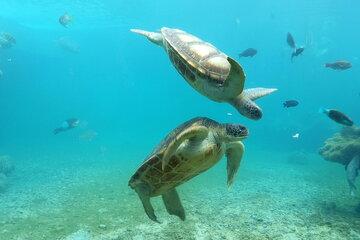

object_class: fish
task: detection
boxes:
[59,13,73,27]
[287,32,296,49]
[283,100,299,108]
[325,61,352,70]
[320,108,354,126]
[291,47,305,59]
[292,133,300,139]
[239,48,257,57]
[54,118,80,135]
[346,156,360,196]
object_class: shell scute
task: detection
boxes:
[161,28,231,83]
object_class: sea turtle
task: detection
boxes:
[131,27,277,120]
[128,117,248,222]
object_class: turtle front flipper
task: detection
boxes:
[230,87,277,120]
[346,155,360,196]
[134,183,160,223]
[130,29,164,46]
[162,188,185,221]
[223,57,245,99]
[162,125,208,170]
[226,141,245,188]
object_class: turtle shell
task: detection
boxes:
[129,117,222,196]
[161,28,231,84]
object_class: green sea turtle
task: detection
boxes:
[128,117,248,222]
[131,27,277,120]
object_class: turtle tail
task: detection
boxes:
[230,88,277,120]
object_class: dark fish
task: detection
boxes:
[287,33,296,49]
[239,48,257,57]
[54,118,80,135]
[291,47,305,59]
[325,61,352,70]
[346,156,360,196]
[320,108,354,126]
[283,100,299,108]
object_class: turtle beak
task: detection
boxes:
[239,126,249,139]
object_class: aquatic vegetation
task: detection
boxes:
[319,127,360,165]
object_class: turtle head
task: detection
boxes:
[224,123,249,141]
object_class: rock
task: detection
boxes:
[319,126,360,165]
[98,224,107,230]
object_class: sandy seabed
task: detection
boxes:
[1,149,359,240]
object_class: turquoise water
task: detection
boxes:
[0,1,359,239]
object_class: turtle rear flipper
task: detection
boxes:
[230,88,277,120]
[162,188,185,221]
[134,183,160,223]
[226,141,245,188]
[242,88,278,101]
